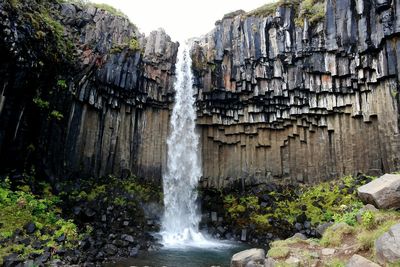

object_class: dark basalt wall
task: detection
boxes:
[191,0,400,187]
[0,0,178,182]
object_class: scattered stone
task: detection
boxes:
[24,222,36,234]
[101,215,107,222]
[294,223,303,231]
[375,223,400,264]
[56,234,66,242]
[129,247,139,257]
[290,233,307,240]
[231,248,265,267]
[84,208,96,217]
[264,257,276,267]
[103,244,118,256]
[122,234,134,243]
[321,248,335,256]
[357,174,400,209]
[346,254,380,267]
[285,256,301,266]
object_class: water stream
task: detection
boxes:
[160,41,218,248]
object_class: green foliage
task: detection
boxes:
[0,183,80,265]
[33,97,49,109]
[223,195,260,220]
[92,3,128,19]
[246,0,325,27]
[57,79,68,90]
[49,110,64,120]
[361,211,376,229]
[129,38,140,51]
[325,258,346,267]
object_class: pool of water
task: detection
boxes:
[105,241,250,267]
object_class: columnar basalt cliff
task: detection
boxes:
[192,0,400,188]
[0,0,178,182]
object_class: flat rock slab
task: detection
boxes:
[321,248,335,256]
[375,223,400,264]
[357,174,400,209]
[231,248,265,267]
[346,254,380,267]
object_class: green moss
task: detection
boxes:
[33,97,50,109]
[247,0,325,27]
[129,38,140,51]
[320,223,355,247]
[92,3,128,19]
[49,110,64,121]
[325,258,346,267]
[267,246,290,259]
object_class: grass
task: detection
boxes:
[267,246,290,259]
[92,3,128,19]
[246,0,325,26]
[320,223,355,247]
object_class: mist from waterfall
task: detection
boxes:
[160,41,220,248]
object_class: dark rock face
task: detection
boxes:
[191,1,400,187]
[0,0,178,183]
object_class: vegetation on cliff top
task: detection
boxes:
[246,0,325,26]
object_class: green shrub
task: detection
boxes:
[49,110,64,120]
[33,97,50,109]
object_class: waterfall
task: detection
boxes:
[160,41,206,247]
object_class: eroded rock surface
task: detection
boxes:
[192,2,400,187]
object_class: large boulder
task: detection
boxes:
[357,174,400,209]
[231,248,265,267]
[375,223,400,264]
[346,254,380,267]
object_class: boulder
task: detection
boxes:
[231,248,265,267]
[375,223,400,264]
[357,174,400,209]
[346,254,380,267]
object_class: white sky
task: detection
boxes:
[91,0,273,41]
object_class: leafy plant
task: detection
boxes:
[33,97,50,109]
[49,110,64,120]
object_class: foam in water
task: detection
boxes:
[160,42,225,249]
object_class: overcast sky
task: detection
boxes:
[91,0,272,41]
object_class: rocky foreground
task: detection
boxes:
[231,174,400,267]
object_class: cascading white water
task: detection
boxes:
[160,42,215,248]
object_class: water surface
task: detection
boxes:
[107,242,250,267]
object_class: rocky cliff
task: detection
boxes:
[0,0,178,182]
[192,0,400,187]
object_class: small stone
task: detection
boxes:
[25,222,36,234]
[316,222,333,236]
[346,254,380,267]
[122,234,134,243]
[104,244,118,256]
[290,233,307,240]
[231,248,265,267]
[285,256,300,266]
[321,248,335,256]
[129,247,139,257]
[123,221,129,226]
[304,221,311,229]
[101,215,107,222]
[295,223,303,231]
[56,234,66,242]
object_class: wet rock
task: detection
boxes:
[375,223,400,264]
[129,247,139,257]
[231,248,265,267]
[121,234,134,243]
[358,174,400,209]
[346,254,380,267]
